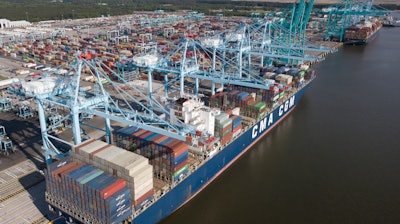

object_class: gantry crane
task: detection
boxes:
[7,2,332,162]
[130,18,334,102]
[9,51,196,163]
[278,0,315,51]
[321,0,389,41]
[200,18,333,68]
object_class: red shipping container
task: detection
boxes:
[232,124,242,133]
[171,142,189,158]
[164,139,180,151]
[138,130,152,139]
[52,162,78,176]
[132,129,147,137]
[101,179,127,199]
[219,123,232,134]
[152,134,169,144]
[221,132,233,145]
[134,188,154,207]
[59,163,85,177]
[173,161,188,172]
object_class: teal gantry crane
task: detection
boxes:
[322,0,389,41]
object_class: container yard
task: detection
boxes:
[0,1,386,223]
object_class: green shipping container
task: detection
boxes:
[216,118,232,129]
[173,164,189,178]
[79,170,104,185]
[254,102,267,111]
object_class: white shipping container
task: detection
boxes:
[129,180,153,194]
[130,165,153,181]
[264,78,275,85]
[76,140,108,157]
[129,164,153,182]
[108,150,142,166]
[92,145,124,162]
[275,74,293,85]
[110,155,148,176]
[215,112,229,123]
[134,181,153,196]
[232,107,240,116]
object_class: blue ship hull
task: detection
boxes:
[132,82,312,224]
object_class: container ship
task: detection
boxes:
[343,20,382,45]
[44,62,316,224]
[382,15,400,27]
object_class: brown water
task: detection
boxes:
[161,27,400,224]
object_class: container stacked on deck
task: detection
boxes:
[225,90,247,108]
[304,69,316,80]
[210,86,273,119]
[275,74,293,85]
[229,114,242,138]
[214,113,233,145]
[344,20,382,41]
[210,91,229,109]
[229,85,274,106]
[286,69,305,87]
[45,157,132,224]
[72,139,154,211]
[266,85,280,107]
[114,126,189,183]
[249,101,268,119]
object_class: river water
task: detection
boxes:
[161,26,400,223]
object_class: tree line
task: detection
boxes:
[0,0,397,22]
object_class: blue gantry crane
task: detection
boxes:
[129,16,334,101]
[9,51,196,163]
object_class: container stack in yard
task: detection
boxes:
[113,126,189,183]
